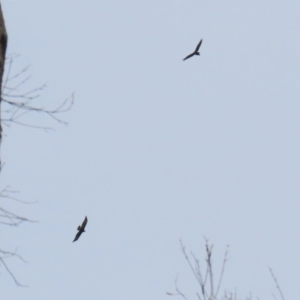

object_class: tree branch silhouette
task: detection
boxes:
[0,37,73,290]
[1,53,74,135]
[167,238,230,300]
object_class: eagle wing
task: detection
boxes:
[73,230,82,242]
[195,39,203,52]
[183,53,195,61]
[81,216,88,230]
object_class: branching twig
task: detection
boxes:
[191,251,206,298]
[180,240,205,290]
[205,240,214,299]
[0,247,27,287]
[166,276,191,300]
[0,187,36,284]
[0,49,73,288]
[0,187,37,226]
[169,239,234,300]
[1,54,74,132]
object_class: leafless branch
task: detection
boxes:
[180,239,205,291]
[205,240,214,298]
[169,240,236,300]
[269,268,285,300]
[0,187,37,226]
[0,40,73,288]
[0,184,36,286]
[166,275,191,300]
[215,245,229,298]
[0,186,37,204]
[0,247,27,286]
[1,54,74,132]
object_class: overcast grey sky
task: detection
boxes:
[1,1,300,299]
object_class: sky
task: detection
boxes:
[1,1,300,299]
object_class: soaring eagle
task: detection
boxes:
[183,39,203,61]
[73,216,88,242]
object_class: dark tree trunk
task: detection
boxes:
[0,3,7,148]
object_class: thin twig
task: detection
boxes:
[174,276,191,300]
[215,245,229,298]
[2,54,74,132]
[180,240,204,289]
[205,240,214,299]
[0,257,26,287]
[269,268,285,300]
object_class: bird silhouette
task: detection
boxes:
[73,216,88,242]
[183,39,203,61]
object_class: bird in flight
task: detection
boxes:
[73,216,88,242]
[183,39,203,61]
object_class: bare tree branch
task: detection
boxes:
[180,240,204,290]
[215,245,229,298]
[166,275,191,300]
[0,3,73,287]
[0,52,73,285]
[269,268,285,300]
[1,54,74,134]
[169,240,260,300]
[0,187,37,223]
[0,247,27,287]
[205,240,214,299]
